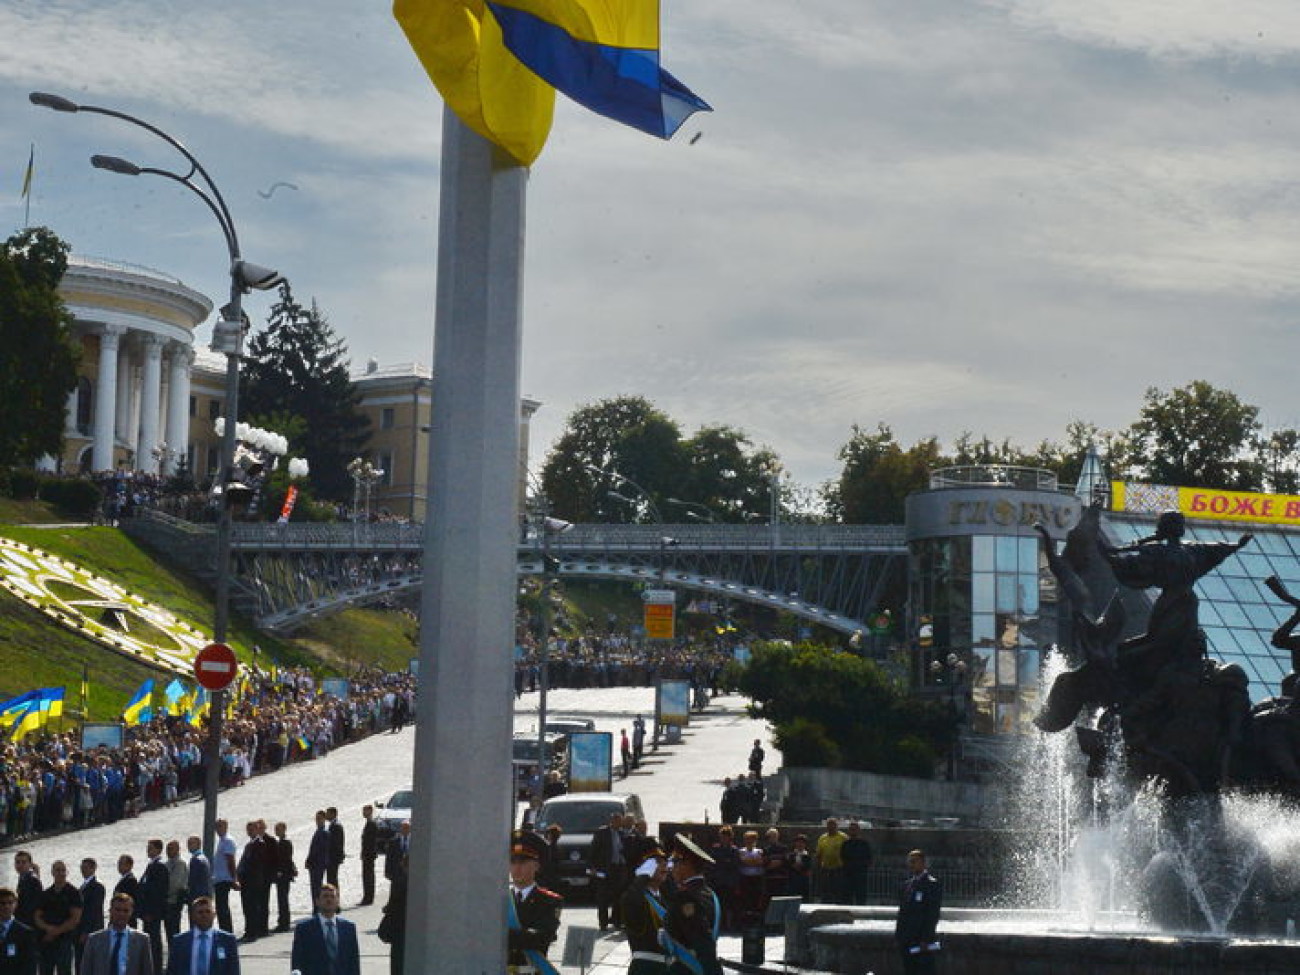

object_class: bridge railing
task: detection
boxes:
[135,509,907,554]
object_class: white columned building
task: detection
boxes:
[56,257,213,474]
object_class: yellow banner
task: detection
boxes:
[1112,480,1300,527]
[644,602,674,640]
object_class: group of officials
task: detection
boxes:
[0,804,365,975]
[509,827,726,975]
[0,876,361,975]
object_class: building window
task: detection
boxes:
[76,377,93,435]
[379,453,394,486]
[189,395,196,417]
[208,399,221,421]
[381,407,395,430]
[206,446,219,474]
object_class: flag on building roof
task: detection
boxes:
[123,679,154,727]
[394,0,708,165]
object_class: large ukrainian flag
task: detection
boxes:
[394,0,708,165]
[10,687,64,742]
[0,690,42,732]
[123,679,154,727]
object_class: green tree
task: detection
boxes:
[825,424,941,523]
[1120,381,1263,490]
[240,283,370,500]
[679,425,781,523]
[540,396,687,522]
[0,227,79,467]
[734,641,956,777]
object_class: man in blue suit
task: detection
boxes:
[164,898,239,975]
[184,839,212,915]
[304,812,332,909]
[290,886,358,975]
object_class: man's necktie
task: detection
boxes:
[325,919,338,959]
[113,931,125,972]
[195,930,209,975]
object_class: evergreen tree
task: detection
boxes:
[240,283,369,500]
[0,227,80,467]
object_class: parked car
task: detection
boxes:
[513,732,568,800]
[544,716,596,738]
[534,792,645,894]
[373,786,413,851]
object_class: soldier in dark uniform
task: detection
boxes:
[508,830,563,974]
[620,842,670,974]
[663,834,721,975]
[895,849,942,975]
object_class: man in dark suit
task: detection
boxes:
[304,812,331,909]
[325,808,346,896]
[164,897,239,975]
[895,849,942,975]
[80,894,152,975]
[184,840,211,911]
[589,812,629,930]
[76,859,106,974]
[358,806,378,907]
[0,885,39,975]
[112,858,139,929]
[235,823,268,942]
[137,841,170,974]
[11,853,41,930]
[253,822,278,940]
[290,886,359,975]
[271,823,296,933]
[383,822,410,884]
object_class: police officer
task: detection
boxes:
[662,834,721,975]
[620,843,669,974]
[507,831,563,974]
[895,848,942,975]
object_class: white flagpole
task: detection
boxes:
[405,107,528,973]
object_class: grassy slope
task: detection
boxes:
[0,520,418,715]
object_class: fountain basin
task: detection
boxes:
[808,918,1300,974]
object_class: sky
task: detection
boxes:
[5,1,1300,492]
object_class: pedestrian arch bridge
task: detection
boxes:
[126,512,907,637]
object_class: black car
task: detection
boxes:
[534,792,645,894]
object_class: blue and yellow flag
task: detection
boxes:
[163,679,187,717]
[394,0,708,165]
[10,688,64,742]
[0,690,42,731]
[487,0,710,139]
[395,0,555,165]
[123,679,154,727]
[187,688,210,727]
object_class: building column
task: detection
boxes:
[92,324,125,471]
[138,335,164,474]
[115,339,133,444]
[164,343,193,475]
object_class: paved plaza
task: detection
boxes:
[1,687,775,973]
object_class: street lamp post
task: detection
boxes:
[31,91,283,857]
[930,652,968,781]
[530,510,572,803]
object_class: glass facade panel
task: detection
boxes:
[995,574,1019,614]
[972,536,994,573]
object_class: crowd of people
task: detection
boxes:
[2,807,385,975]
[0,667,416,847]
[513,636,732,695]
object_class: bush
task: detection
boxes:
[40,477,102,517]
[774,717,842,768]
[7,469,40,500]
